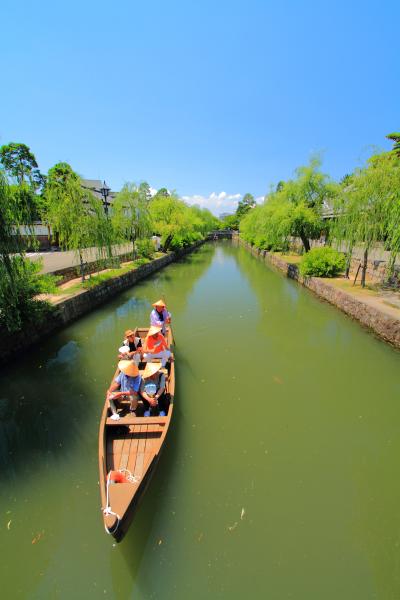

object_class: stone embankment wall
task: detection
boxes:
[235,236,400,350]
[0,241,204,365]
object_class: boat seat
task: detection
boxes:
[106,416,168,426]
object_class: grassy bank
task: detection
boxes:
[42,253,166,303]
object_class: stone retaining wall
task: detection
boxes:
[235,236,400,350]
[0,241,204,365]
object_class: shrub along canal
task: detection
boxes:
[0,241,399,599]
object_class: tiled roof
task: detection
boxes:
[81,179,117,202]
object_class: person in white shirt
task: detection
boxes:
[118,329,143,365]
[150,299,171,335]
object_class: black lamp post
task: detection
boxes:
[99,180,111,216]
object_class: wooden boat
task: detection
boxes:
[98,327,175,541]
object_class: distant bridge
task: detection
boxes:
[207,229,233,239]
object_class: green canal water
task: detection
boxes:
[1,241,400,600]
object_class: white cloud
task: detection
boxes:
[182,191,243,216]
[182,191,264,216]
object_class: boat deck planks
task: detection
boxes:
[119,432,132,471]
[133,424,147,479]
[126,431,140,474]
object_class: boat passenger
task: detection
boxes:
[106,360,142,420]
[118,329,143,364]
[150,299,171,335]
[140,362,168,417]
[143,326,173,367]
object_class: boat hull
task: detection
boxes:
[98,327,175,541]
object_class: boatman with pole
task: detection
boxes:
[150,299,171,335]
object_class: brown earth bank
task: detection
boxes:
[235,236,400,350]
[0,241,205,366]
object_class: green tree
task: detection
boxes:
[0,142,44,190]
[386,132,400,157]
[240,193,319,252]
[155,187,170,197]
[88,194,115,263]
[283,157,337,251]
[331,152,400,287]
[222,214,240,230]
[149,194,208,250]
[112,182,152,259]
[0,170,56,332]
[339,173,354,187]
[188,205,221,235]
[236,193,256,219]
[43,163,100,281]
[240,157,335,253]
[0,143,45,219]
[138,181,152,202]
[47,162,79,187]
[9,183,40,223]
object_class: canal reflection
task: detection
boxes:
[0,334,93,478]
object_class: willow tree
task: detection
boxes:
[43,163,95,281]
[0,170,56,331]
[88,195,114,264]
[188,205,221,236]
[377,153,400,277]
[241,157,337,253]
[281,156,338,252]
[240,197,287,249]
[112,183,152,259]
[0,170,26,321]
[331,152,400,287]
[240,191,321,252]
[149,194,203,251]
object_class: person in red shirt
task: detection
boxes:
[143,326,173,367]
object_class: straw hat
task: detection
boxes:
[142,362,162,378]
[125,329,135,337]
[152,299,166,308]
[148,325,162,336]
[118,360,139,377]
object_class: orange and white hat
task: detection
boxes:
[148,326,162,336]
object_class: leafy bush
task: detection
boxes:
[169,231,202,251]
[0,257,58,332]
[299,247,346,278]
[136,238,154,259]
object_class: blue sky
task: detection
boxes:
[1,0,399,215]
